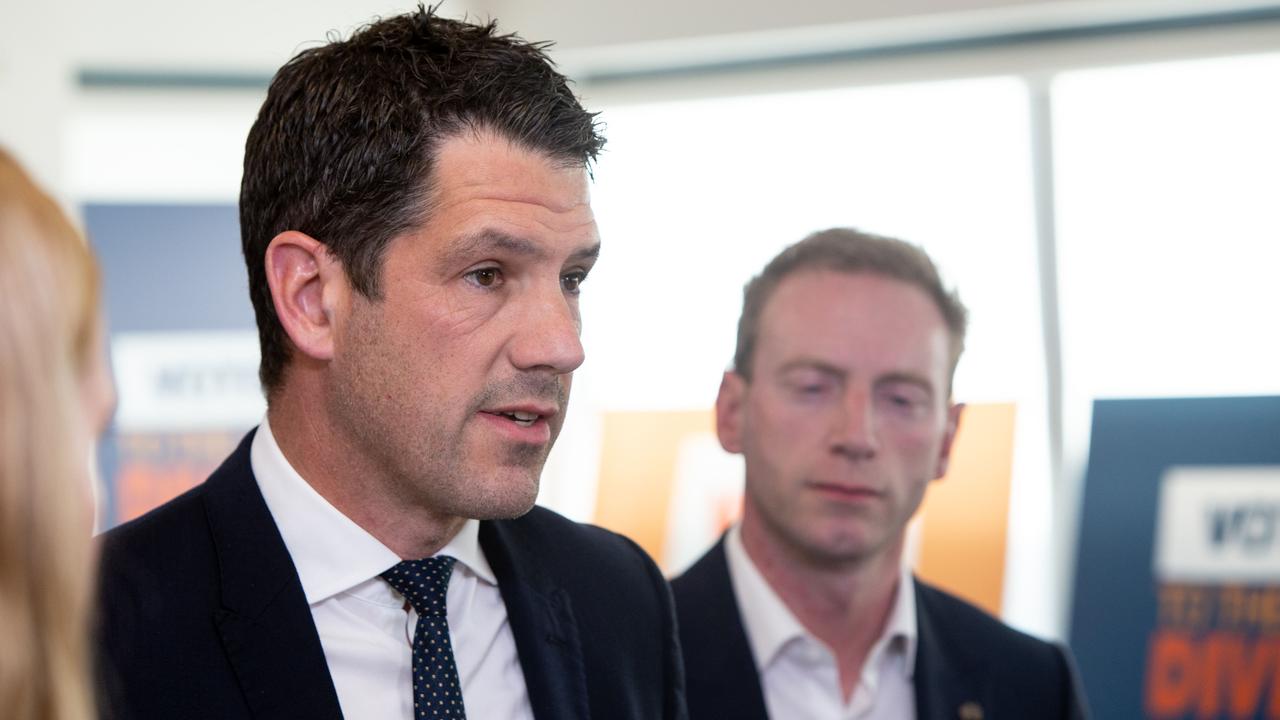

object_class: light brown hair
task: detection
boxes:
[0,148,99,720]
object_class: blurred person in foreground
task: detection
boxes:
[0,148,115,720]
[673,228,1087,720]
[94,7,685,720]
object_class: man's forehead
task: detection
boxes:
[764,270,945,327]
[429,130,592,212]
[757,272,950,362]
[397,131,600,263]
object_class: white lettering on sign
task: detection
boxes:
[111,330,265,432]
[1154,465,1280,582]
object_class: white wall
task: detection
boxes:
[0,0,461,190]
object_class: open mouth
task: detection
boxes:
[493,410,540,427]
[477,403,557,443]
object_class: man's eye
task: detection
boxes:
[562,271,587,294]
[786,380,832,398]
[798,384,832,397]
[467,268,502,288]
[876,385,930,417]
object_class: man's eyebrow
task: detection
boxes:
[440,230,600,267]
[776,359,846,378]
[567,242,601,265]
[774,362,936,394]
[443,229,547,263]
[875,372,937,396]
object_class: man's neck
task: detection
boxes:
[266,389,465,560]
[740,517,904,700]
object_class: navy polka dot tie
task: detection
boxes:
[382,556,467,719]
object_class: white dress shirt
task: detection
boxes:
[725,524,918,720]
[251,418,534,720]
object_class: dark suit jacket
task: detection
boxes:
[95,431,687,720]
[672,538,1087,720]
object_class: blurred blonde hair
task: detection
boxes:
[0,148,99,720]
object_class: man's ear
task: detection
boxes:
[715,371,748,454]
[264,231,346,362]
[934,402,965,479]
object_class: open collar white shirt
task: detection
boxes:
[725,524,918,720]
[250,418,534,720]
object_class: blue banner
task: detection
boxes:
[1071,396,1280,719]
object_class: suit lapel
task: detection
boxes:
[480,519,590,720]
[203,432,345,720]
[913,579,991,720]
[672,538,769,720]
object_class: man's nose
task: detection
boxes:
[831,385,878,460]
[508,281,585,374]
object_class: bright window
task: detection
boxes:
[1054,52,1280,402]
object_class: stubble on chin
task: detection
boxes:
[481,406,564,519]
[502,440,550,469]
[438,458,543,521]
[446,391,567,521]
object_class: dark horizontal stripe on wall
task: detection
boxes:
[581,4,1280,84]
[78,69,272,90]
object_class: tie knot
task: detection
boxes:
[381,555,456,617]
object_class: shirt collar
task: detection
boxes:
[436,512,497,586]
[882,560,918,676]
[250,417,497,605]
[724,523,918,676]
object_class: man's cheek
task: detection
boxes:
[430,290,500,338]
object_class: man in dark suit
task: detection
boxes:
[672,228,1087,720]
[95,8,685,720]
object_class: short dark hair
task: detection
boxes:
[732,227,968,386]
[240,5,605,393]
